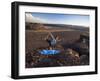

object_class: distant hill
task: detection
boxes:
[26,22,89,32]
[26,23,47,30]
[43,23,89,32]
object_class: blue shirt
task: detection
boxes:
[50,39,57,46]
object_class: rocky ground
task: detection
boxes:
[26,41,89,68]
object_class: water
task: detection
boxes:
[39,50,60,55]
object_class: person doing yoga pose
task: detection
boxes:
[44,32,61,49]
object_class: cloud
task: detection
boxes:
[25,13,46,23]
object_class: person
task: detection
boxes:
[44,32,61,49]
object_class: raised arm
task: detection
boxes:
[44,32,51,40]
[44,32,56,40]
[49,32,55,40]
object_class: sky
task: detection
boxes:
[27,12,90,26]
